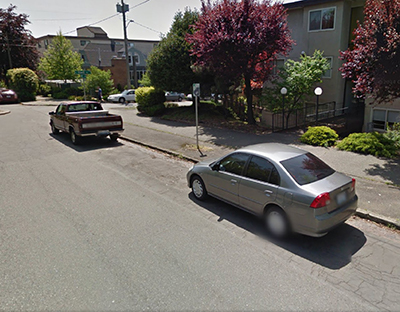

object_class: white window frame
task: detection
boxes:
[308,7,336,32]
[371,108,400,131]
[322,57,333,78]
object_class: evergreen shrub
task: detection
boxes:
[300,126,339,147]
[336,132,398,158]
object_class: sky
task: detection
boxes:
[2,0,203,40]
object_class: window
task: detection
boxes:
[281,153,334,185]
[322,57,333,78]
[245,156,280,185]
[309,7,335,31]
[129,54,140,65]
[372,109,400,130]
[218,153,249,176]
[80,40,86,46]
[272,59,285,75]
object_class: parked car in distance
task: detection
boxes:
[187,143,358,238]
[165,91,185,102]
[49,101,124,144]
[0,88,18,103]
[186,94,193,101]
[107,89,136,103]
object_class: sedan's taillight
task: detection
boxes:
[310,192,331,208]
[350,178,356,192]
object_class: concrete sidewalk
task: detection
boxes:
[104,104,400,229]
[15,99,400,228]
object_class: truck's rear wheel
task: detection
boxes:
[70,128,80,145]
[110,134,119,142]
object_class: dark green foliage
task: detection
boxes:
[147,9,199,93]
[384,122,400,148]
[136,87,166,116]
[6,68,38,102]
[336,132,398,158]
[300,126,339,147]
[51,86,83,99]
[37,83,51,96]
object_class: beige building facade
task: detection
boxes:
[282,0,365,114]
[36,26,159,89]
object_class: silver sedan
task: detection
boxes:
[187,143,358,238]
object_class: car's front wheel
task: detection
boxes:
[265,206,290,238]
[50,121,59,134]
[119,97,125,103]
[191,175,208,200]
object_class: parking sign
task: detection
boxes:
[193,83,200,97]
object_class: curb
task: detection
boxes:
[355,209,400,230]
[120,135,400,232]
[0,110,10,115]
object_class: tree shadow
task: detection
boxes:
[189,193,366,270]
[49,132,123,152]
[364,158,400,185]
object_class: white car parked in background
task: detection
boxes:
[108,89,136,103]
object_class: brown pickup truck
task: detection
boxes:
[49,101,124,144]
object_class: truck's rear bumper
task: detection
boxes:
[80,128,124,137]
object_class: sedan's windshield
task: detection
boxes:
[280,152,334,185]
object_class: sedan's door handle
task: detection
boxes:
[264,190,273,196]
[230,179,237,185]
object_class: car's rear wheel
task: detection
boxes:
[50,121,59,134]
[119,97,125,103]
[265,206,290,238]
[70,128,80,145]
[191,175,208,200]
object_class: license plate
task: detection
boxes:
[97,130,110,136]
[336,191,347,205]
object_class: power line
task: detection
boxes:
[131,20,162,35]
[131,0,151,9]
[63,13,119,35]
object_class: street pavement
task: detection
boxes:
[5,97,400,229]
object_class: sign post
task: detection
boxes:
[193,83,203,156]
[75,70,91,100]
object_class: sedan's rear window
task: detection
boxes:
[280,152,334,185]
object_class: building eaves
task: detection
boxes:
[283,0,341,9]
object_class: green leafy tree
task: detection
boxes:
[263,50,330,125]
[7,68,39,102]
[82,66,114,97]
[0,5,38,81]
[38,31,83,82]
[147,8,199,93]
[138,72,152,87]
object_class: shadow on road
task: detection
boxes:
[49,132,124,152]
[189,193,366,270]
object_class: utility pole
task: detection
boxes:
[117,1,131,89]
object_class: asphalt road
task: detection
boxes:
[0,104,399,311]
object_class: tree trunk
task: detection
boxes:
[245,76,256,125]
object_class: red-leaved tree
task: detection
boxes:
[187,0,292,124]
[340,0,400,102]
